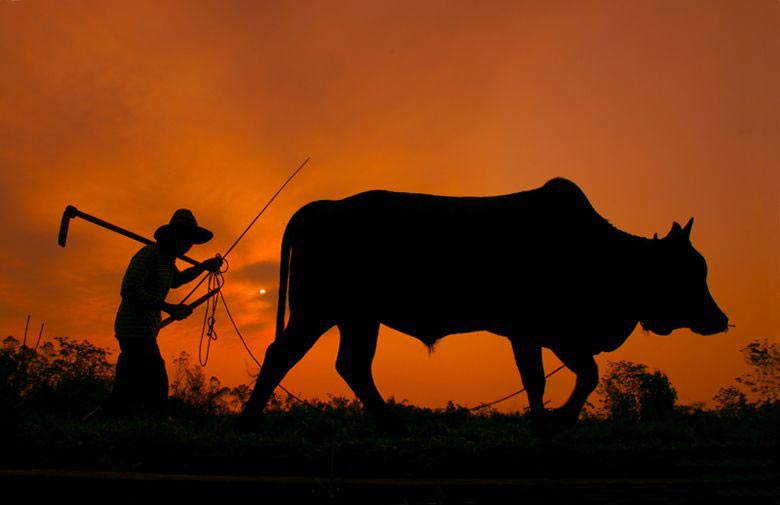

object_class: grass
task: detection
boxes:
[1,400,778,504]
[3,399,778,479]
[2,337,778,502]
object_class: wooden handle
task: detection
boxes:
[158,287,221,329]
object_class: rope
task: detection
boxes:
[167,157,315,409]
[178,269,210,306]
[466,364,567,412]
[218,290,325,413]
[197,265,227,367]
[184,254,322,411]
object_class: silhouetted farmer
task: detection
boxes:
[105,209,222,416]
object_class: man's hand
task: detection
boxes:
[165,303,193,321]
[201,255,224,274]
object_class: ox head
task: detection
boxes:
[641,218,729,336]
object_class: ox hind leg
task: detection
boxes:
[549,347,598,429]
[510,338,547,433]
[240,315,332,430]
[336,321,399,432]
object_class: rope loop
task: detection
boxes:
[198,269,224,366]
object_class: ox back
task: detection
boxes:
[282,178,639,354]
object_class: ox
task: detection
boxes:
[240,178,728,433]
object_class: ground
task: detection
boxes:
[1,401,778,504]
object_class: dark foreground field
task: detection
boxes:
[2,402,778,504]
[2,337,778,503]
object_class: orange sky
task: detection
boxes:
[0,0,778,411]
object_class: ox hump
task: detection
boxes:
[539,177,606,224]
[542,177,585,196]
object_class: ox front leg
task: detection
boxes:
[239,317,329,432]
[550,348,598,430]
[510,339,547,434]
[336,321,403,434]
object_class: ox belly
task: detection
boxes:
[321,247,637,354]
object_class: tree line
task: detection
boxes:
[1,334,778,421]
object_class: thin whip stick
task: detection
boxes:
[178,157,310,304]
[222,157,310,259]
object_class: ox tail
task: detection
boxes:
[275,217,295,340]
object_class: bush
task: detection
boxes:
[169,351,251,415]
[734,339,780,406]
[597,360,677,422]
[1,335,255,418]
[0,335,114,417]
[713,385,750,416]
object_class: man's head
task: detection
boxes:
[154,209,212,256]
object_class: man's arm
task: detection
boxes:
[159,301,192,320]
[171,256,223,288]
[171,265,203,288]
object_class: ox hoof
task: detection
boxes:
[531,409,579,438]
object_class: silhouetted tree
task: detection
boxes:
[1,337,26,404]
[597,360,677,422]
[3,335,257,417]
[735,339,780,406]
[713,385,750,416]
[169,351,250,414]
[0,335,113,416]
[714,339,779,414]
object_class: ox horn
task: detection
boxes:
[682,217,694,239]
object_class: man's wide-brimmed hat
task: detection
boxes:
[154,209,213,244]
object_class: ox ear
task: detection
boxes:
[665,221,682,240]
[653,232,658,240]
[682,217,694,240]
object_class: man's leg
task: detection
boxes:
[105,337,146,416]
[134,339,168,416]
[104,339,131,416]
[150,339,169,416]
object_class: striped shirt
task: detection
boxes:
[114,244,180,339]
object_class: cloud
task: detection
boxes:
[0,0,778,407]
[231,260,280,286]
